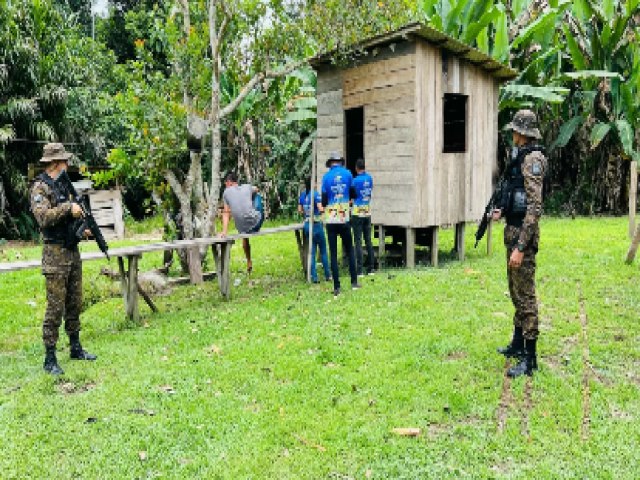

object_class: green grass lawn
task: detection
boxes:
[1,217,638,479]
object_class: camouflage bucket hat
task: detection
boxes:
[504,109,542,140]
[325,151,345,167]
[40,142,73,163]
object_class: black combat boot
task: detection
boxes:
[43,345,64,375]
[69,333,97,361]
[497,326,525,358]
[507,339,538,378]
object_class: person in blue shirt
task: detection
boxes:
[298,177,331,283]
[321,151,360,296]
[350,158,375,275]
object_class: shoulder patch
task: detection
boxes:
[32,194,43,204]
[531,162,542,176]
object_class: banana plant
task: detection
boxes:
[552,0,640,159]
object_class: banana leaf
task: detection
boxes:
[551,116,584,150]
[501,84,569,104]
[615,119,635,158]
[590,122,612,149]
[561,70,624,80]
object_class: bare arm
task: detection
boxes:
[220,203,231,237]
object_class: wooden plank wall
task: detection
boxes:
[316,66,345,179]
[89,189,125,239]
[343,43,417,226]
[415,41,499,227]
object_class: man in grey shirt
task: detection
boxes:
[220,171,264,272]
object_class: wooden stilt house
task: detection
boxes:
[311,22,517,266]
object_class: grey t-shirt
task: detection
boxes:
[223,184,260,233]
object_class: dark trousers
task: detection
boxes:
[351,215,375,274]
[326,223,357,290]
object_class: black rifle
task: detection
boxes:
[474,177,507,248]
[56,170,110,259]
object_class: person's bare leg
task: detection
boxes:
[243,238,252,272]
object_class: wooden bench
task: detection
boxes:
[0,223,305,322]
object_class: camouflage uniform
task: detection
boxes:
[504,148,547,341]
[30,174,82,347]
[498,110,547,377]
[30,143,96,375]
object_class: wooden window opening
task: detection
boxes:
[443,93,467,153]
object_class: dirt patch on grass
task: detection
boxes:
[444,351,468,361]
[496,360,515,434]
[578,285,591,442]
[56,380,96,395]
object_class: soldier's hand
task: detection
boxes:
[491,209,502,221]
[83,229,92,239]
[508,249,524,269]
[71,203,83,218]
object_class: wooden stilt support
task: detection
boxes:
[456,222,466,261]
[431,226,439,267]
[378,225,386,269]
[405,227,416,268]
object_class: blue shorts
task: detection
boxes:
[248,194,264,233]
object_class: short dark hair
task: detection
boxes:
[224,171,238,183]
[355,158,365,171]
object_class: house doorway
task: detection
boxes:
[345,107,364,175]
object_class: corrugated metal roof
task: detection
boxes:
[310,22,518,81]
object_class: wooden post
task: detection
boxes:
[295,229,307,276]
[431,226,439,267]
[486,221,493,256]
[378,225,386,269]
[629,161,637,239]
[405,227,416,268]
[188,247,203,284]
[137,285,158,313]
[307,141,317,282]
[217,241,233,299]
[117,256,129,311]
[626,224,640,264]
[116,255,141,322]
[456,222,466,261]
[117,255,141,322]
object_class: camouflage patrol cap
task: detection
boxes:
[505,109,542,140]
[40,142,73,163]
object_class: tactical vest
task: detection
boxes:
[504,145,544,227]
[37,172,72,243]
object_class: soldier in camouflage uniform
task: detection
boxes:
[492,110,547,378]
[30,143,97,375]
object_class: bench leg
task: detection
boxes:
[118,255,140,322]
[137,284,159,313]
[213,241,233,300]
